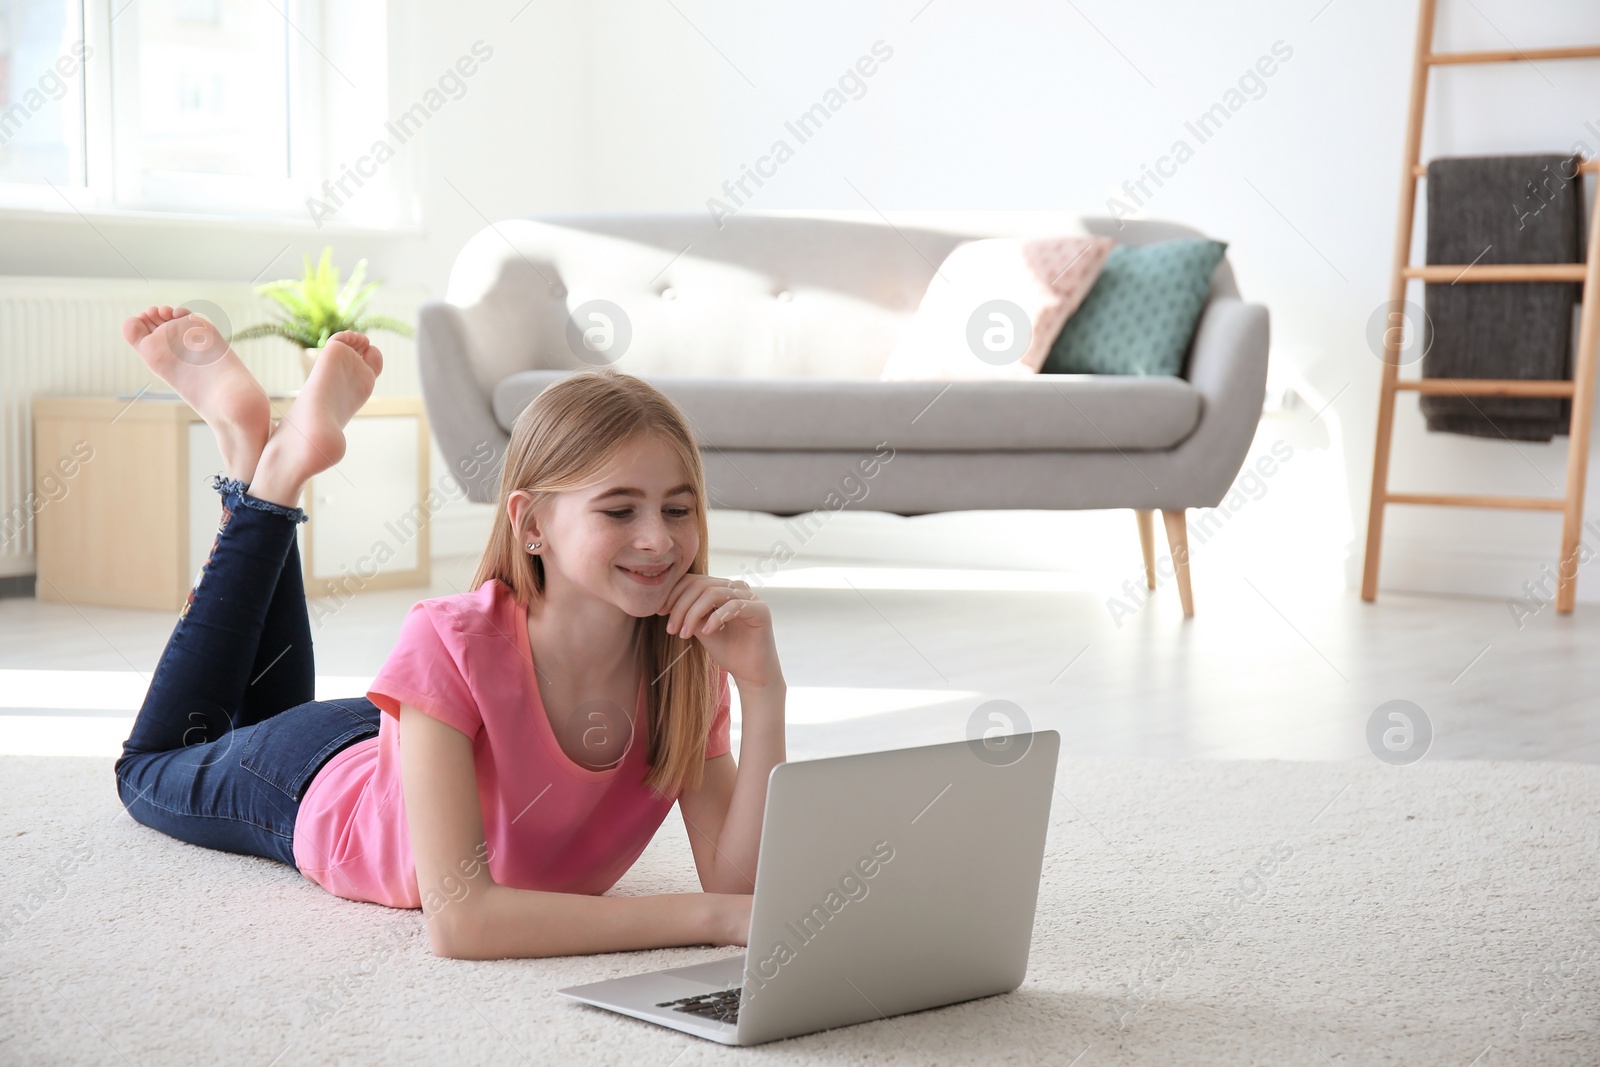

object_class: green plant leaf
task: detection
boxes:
[337,258,369,310]
[347,283,379,322]
[256,280,311,320]
[238,246,406,349]
[233,321,319,348]
[351,314,416,338]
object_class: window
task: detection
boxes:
[0,0,87,187]
[113,0,299,212]
[0,0,408,227]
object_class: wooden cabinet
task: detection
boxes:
[33,395,430,612]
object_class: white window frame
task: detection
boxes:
[0,0,418,231]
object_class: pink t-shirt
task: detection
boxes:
[291,578,732,909]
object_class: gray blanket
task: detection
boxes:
[1421,153,1584,441]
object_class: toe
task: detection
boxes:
[329,332,381,376]
[330,330,368,354]
[122,313,151,346]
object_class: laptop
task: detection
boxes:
[558,730,1059,1046]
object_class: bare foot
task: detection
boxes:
[248,332,383,507]
[123,306,272,482]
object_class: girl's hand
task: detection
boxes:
[660,575,781,689]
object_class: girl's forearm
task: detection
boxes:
[706,679,787,893]
[438,883,738,960]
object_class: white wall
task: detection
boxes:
[574,0,1600,605]
[6,0,1600,604]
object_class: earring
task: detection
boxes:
[526,541,541,551]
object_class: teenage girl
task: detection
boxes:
[113,306,784,959]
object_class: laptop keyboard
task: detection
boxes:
[656,987,742,1025]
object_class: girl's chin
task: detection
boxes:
[612,576,670,611]
[605,595,654,620]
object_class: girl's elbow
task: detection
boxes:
[430,933,470,960]
[426,906,481,960]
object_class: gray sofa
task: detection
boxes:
[417,212,1270,616]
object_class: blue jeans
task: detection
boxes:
[114,476,380,869]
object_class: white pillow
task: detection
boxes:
[879,235,1115,381]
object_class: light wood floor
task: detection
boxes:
[2,540,1596,764]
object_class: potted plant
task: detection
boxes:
[235,247,415,380]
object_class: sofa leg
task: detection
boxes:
[1135,510,1157,590]
[1161,509,1195,618]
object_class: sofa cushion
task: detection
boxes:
[492,372,1204,452]
[879,235,1115,380]
[1044,238,1228,377]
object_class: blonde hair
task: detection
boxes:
[471,370,717,795]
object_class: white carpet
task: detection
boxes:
[2,754,1597,1065]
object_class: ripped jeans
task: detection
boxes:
[113,476,379,868]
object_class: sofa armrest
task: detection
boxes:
[1174,296,1271,506]
[418,301,510,504]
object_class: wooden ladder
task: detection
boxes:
[1362,0,1600,613]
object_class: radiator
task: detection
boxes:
[0,277,426,578]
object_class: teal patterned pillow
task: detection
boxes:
[1042,238,1227,376]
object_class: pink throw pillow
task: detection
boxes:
[879,235,1115,381]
